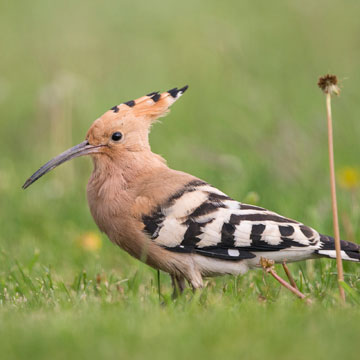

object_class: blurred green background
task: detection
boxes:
[1,0,360,359]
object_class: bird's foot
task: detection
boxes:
[260,257,311,304]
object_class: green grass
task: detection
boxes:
[1,0,360,359]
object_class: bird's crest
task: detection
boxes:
[108,85,188,123]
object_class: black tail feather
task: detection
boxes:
[316,234,360,262]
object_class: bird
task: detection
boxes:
[23,86,360,296]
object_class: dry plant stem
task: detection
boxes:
[326,92,346,302]
[282,262,298,290]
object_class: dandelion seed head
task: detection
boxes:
[318,74,340,95]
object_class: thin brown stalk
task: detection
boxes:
[326,92,345,302]
[318,74,345,303]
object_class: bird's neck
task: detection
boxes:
[86,150,167,233]
[90,150,167,190]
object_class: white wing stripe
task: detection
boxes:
[162,190,208,218]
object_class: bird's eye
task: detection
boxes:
[111,132,123,141]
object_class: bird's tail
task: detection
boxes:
[316,234,360,262]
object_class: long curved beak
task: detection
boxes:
[22,141,101,189]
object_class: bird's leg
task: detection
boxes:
[171,275,186,299]
[282,261,298,290]
[260,257,311,304]
[189,273,204,292]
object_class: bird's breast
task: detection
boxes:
[87,174,132,234]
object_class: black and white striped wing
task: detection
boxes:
[142,180,323,261]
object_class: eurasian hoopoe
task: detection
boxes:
[23,86,360,295]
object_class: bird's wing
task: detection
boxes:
[142,180,322,261]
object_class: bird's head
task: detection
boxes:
[22,86,188,189]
